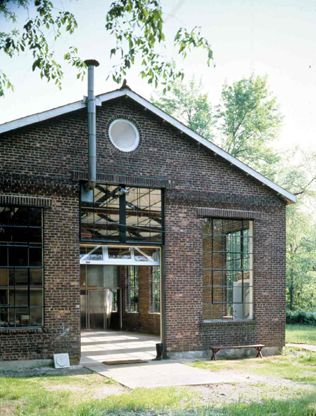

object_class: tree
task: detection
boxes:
[0,0,213,96]
[215,76,282,179]
[152,78,213,140]
[286,205,316,311]
[154,75,282,179]
[279,151,316,311]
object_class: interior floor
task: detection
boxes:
[80,330,159,364]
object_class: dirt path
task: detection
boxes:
[287,343,316,352]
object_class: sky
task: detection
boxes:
[1,0,316,153]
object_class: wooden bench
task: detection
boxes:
[210,344,265,360]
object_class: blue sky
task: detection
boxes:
[1,0,316,152]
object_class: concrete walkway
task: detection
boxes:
[287,343,316,352]
[81,330,159,365]
[85,360,257,389]
[81,330,296,389]
[81,330,252,388]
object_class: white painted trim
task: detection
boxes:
[0,87,296,203]
[0,101,86,134]
[80,245,160,266]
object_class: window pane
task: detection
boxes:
[9,246,28,266]
[0,246,7,266]
[0,289,8,306]
[15,308,30,326]
[29,208,41,226]
[30,290,42,306]
[30,307,42,326]
[0,308,8,326]
[12,207,29,226]
[81,185,121,242]
[30,269,42,286]
[15,269,28,285]
[15,290,28,306]
[150,266,160,313]
[0,269,8,286]
[126,188,162,243]
[29,247,42,266]
[28,228,42,243]
[0,207,11,225]
[126,266,139,312]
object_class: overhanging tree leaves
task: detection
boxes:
[0,0,213,96]
[0,0,80,95]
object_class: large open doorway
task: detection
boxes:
[80,245,161,363]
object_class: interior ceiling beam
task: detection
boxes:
[94,186,121,204]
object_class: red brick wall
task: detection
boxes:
[0,96,287,360]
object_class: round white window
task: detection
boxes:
[108,119,140,152]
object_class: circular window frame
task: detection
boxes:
[108,118,140,152]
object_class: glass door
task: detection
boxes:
[87,290,107,329]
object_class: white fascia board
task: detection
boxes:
[80,259,160,266]
[0,101,86,134]
[0,87,296,203]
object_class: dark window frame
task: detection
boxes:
[0,206,43,328]
[80,184,164,245]
[202,218,254,321]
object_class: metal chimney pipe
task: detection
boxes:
[84,59,99,189]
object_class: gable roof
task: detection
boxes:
[0,87,296,204]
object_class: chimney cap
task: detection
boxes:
[84,59,100,67]
[121,79,131,89]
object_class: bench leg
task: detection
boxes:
[210,348,220,360]
[256,347,263,358]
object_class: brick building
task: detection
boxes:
[0,67,295,362]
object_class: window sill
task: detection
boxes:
[148,312,161,315]
[0,326,43,334]
[202,319,256,325]
[125,311,139,314]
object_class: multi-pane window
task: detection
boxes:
[126,266,139,312]
[150,266,160,313]
[202,219,253,321]
[80,185,163,244]
[0,206,43,327]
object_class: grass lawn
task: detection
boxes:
[0,348,316,416]
[286,324,316,345]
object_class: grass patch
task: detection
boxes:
[0,377,197,416]
[216,393,316,416]
[286,324,316,345]
[1,349,315,416]
[192,348,316,383]
[76,387,197,416]
[0,372,120,416]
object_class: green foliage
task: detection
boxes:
[286,204,316,311]
[0,0,213,96]
[286,311,316,326]
[216,75,282,178]
[0,0,79,95]
[155,75,282,179]
[153,78,213,139]
[105,0,212,91]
